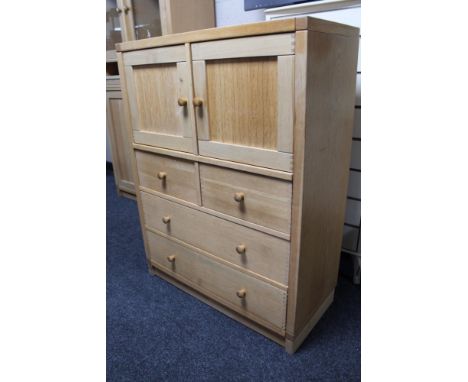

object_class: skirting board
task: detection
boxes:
[148,263,286,347]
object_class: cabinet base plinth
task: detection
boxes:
[285,290,335,354]
[148,264,286,347]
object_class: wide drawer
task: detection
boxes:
[147,231,287,331]
[141,192,290,285]
[136,151,198,204]
[199,164,292,234]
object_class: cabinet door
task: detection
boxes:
[122,45,194,153]
[191,34,295,172]
[118,0,163,41]
[106,90,135,194]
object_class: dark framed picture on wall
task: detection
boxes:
[245,0,311,11]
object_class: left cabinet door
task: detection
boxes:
[122,45,195,153]
[107,90,135,194]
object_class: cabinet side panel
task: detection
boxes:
[288,31,359,335]
[116,52,152,263]
[286,30,308,337]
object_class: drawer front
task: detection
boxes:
[147,231,287,331]
[136,151,198,204]
[141,192,290,285]
[199,164,292,234]
[106,77,120,91]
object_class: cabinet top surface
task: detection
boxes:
[116,16,359,53]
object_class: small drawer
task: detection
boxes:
[135,151,198,204]
[141,192,290,285]
[106,77,120,91]
[199,164,292,234]
[147,231,287,331]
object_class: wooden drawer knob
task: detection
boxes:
[234,192,245,202]
[236,244,246,254]
[162,215,171,224]
[236,288,247,299]
[167,255,176,263]
[193,97,203,107]
[177,97,188,106]
[157,171,167,180]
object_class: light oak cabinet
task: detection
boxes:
[117,17,359,353]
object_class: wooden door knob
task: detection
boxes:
[178,97,188,106]
[236,244,246,254]
[167,255,176,263]
[193,97,203,107]
[123,6,130,13]
[234,192,245,202]
[162,216,171,224]
[236,289,247,298]
[157,171,167,180]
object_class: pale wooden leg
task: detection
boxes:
[283,290,335,354]
[147,260,157,276]
[285,338,296,354]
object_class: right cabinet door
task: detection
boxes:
[191,34,295,172]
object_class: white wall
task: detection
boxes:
[215,0,265,26]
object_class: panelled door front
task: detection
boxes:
[190,34,295,172]
[123,45,195,153]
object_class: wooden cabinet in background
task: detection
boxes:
[117,17,359,353]
[106,0,216,55]
[106,79,135,196]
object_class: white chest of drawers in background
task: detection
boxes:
[266,0,361,283]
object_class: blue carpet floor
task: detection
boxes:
[106,168,361,381]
